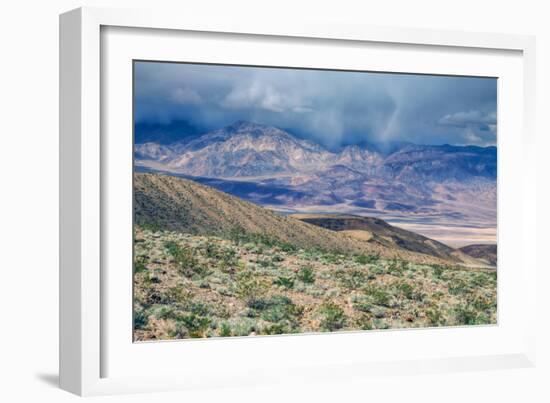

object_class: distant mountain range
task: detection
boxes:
[135,121,497,247]
[136,120,496,180]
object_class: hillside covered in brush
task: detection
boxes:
[134,173,488,267]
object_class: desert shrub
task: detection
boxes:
[146,292,164,308]
[369,265,385,275]
[165,241,183,258]
[300,249,322,261]
[234,269,268,301]
[271,254,285,262]
[355,314,373,330]
[355,253,380,265]
[256,258,274,268]
[318,301,346,331]
[228,227,294,252]
[219,322,232,337]
[215,305,231,319]
[219,248,238,269]
[262,323,290,335]
[394,282,424,301]
[134,256,148,273]
[161,285,189,304]
[448,279,471,296]
[470,273,493,287]
[226,317,258,336]
[354,302,374,313]
[191,265,211,279]
[137,270,152,287]
[183,300,212,317]
[326,288,340,298]
[431,291,445,301]
[164,241,207,277]
[469,294,496,311]
[153,305,176,320]
[227,226,249,244]
[250,233,278,247]
[247,295,303,327]
[364,285,393,307]
[203,242,238,268]
[355,254,369,265]
[373,318,390,329]
[254,246,266,254]
[453,305,488,325]
[426,308,444,326]
[174,314,211,338]
[352,296,374,313]
[396,282,414,299]
[278,242,297,253]
[335,269,367,290]
[247,297,273,311]
[216,286,233,297]
[261,303,301,324]
[322,252,343,264]
[204,241,220,259]
[430,264,446,279]
[181,298,229,319]
[296,265,315,284]
[273,276,294,289]
[353,295,387,318]
[370,306,388,318]
[387,258,407,275]
[193,266,211,279]
[138,221,164,232]
[306,288,325,298]
[134,310,149,330]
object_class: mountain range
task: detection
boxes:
[136,120,496,179]
[135,120,497,248]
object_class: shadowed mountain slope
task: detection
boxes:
[290,213,484,266]
[459,244,497,266]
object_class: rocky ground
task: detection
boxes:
[133,226,497,341]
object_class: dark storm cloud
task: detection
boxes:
[134,61,497,148]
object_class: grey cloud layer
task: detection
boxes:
[135,62,497,147]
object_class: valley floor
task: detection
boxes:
[133,227,497,341]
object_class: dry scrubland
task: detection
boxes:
[134,226,497,341]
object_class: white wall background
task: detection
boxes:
[0,1,548,401]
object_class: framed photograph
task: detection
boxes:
[60,7,537,396]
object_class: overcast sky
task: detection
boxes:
[134,61,497,149]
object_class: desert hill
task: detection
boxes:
[289,213,481,265]
[459,244,497,266]
[135,173,489,267]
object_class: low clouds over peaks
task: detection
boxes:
[135,62,497,148]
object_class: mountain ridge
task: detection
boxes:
[135,120,496,180]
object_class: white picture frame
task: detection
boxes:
[59,6,537,396]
